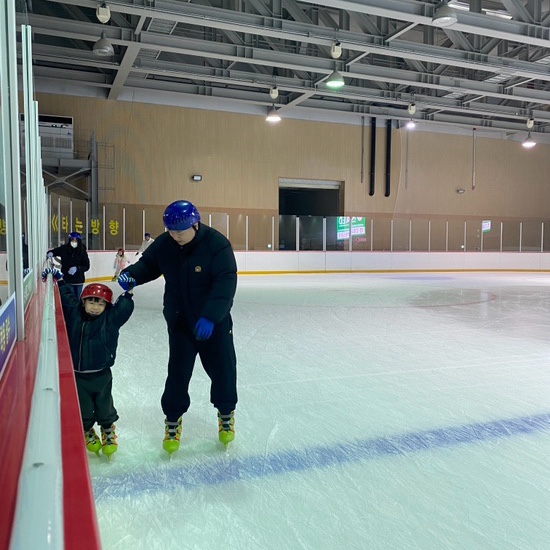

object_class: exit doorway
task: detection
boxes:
[278,179,344,250]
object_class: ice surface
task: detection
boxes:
[89,273,550,550]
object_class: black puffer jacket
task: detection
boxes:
[48,242,90,285]
[122,224,237,330]
[59,281,134,373]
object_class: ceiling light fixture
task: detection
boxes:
[326,69,345,89]
[522,132,536,148]
[266,105,281,123]
[432,2,458,28]
[406,119,416,130]
[93,31,114,56]
[96,2,111,24]
[269,86,279,100]
[330,41,342,59]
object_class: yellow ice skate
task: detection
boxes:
[163,418,182,459]
[101,424,118,461]
[218,411,235,448]
[85,427,101,456]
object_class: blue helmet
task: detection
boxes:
[69,231,82,240]
[163,200,201,231]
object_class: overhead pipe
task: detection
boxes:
[369,117,376,196]
[385,119,392,197]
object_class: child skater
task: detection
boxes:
[113,248,130,281]
[42,266,135,460]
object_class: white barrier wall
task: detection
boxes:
[80,251,550,280]
[2,251,550,286]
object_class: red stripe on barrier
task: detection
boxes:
[0,285,45,550]
[55,287,102,550]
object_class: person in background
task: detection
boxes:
[112,248,130,281]
[42,267,135,460]
[22,233,29,272]
[118,200,238,457]
[47,231,90,298]
[6,234,30,277]
[135,232,154,258]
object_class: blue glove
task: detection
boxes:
[118,272,136,291]
[194,317,214,340]
[68,266,77,275]
[46,252,54,259]
[23,268,30,277]
[42,267,63,282]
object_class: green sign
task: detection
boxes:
[337,217,366,240]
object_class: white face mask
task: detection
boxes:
[70,241,78,248]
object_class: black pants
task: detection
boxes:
[76,368,119,431]
[68,283,83,299]
[161,315,238,422]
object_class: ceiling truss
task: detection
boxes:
[16,0,550,138]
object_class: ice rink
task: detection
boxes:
[88,272,550,550]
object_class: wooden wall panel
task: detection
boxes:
[36,94,550,221]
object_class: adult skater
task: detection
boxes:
[135,232,154,258]
[47,231,90,298]
[118,200,238,457]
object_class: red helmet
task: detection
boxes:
[81,283,113,304]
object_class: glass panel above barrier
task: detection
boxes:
[326,217,339,251]
[502,221,520,252]
[351,217,370,251]
[480,219,501,252]
[204,212,228,238]
[372,218,391,251]
[429,220,447,251]
[229,212,246,251]
[278,215,296,251]
[447,220,465,251]
[104,203,124,251]
[247,214,274,251]
[411,219,429,252]
[392,218,410,251]
[521,221,542,252]
[543,222,550,252]
[299,216,324,251]
[465,220,482,252]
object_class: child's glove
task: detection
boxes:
[68,266,77,275]
[46,252,54,259]
[194,317,214,340]
[23,268,30,277]
[118,273,136,291]
[42,267,63,282]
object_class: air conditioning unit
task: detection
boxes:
[20,114,74,160]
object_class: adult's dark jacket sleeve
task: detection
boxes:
[122,226,237,330]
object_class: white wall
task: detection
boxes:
[80,251,550,281]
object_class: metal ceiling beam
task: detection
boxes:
[44,0,550,49]
[21,13,550,84]
[25,6,550,85]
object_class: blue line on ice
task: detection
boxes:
[93,412,550,502]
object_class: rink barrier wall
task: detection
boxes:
[54,286,102,550]
[1,252,550,288]
[9,282,64,550]
[73,251,550,282]
[0,280,101,550]
[0,284,44,550]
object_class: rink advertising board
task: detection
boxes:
[0,295,16,383]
